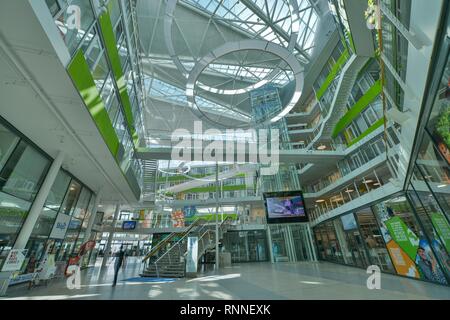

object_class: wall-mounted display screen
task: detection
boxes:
[122,221,137,230]
[263,191,309,224]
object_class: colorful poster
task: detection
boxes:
[415,239,448,285]
[385,240,419,278]
[385,216,419,261]
[430,212,450,252]
[172,210,185,227]
[1,249,28,272]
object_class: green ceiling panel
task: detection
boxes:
[68,50,120,156]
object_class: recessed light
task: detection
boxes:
[364,179,374,183]
[437,184,447,188]
[373,182,381,186]
[317,145,327,150]
[345,189,354,193]
[316,199,325,203]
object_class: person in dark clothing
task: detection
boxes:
[112,246,125,287]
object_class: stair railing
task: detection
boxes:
[152,218,207,277]
[141,217,204,272]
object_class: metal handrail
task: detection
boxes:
[150,216,233,276]
[141,218,204,263]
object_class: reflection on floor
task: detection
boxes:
[1,258,449,300]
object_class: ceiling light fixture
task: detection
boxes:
[315,199,325,203]
[437,184,447,188]
[317,145,327,150]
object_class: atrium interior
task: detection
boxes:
[0,0,449,300]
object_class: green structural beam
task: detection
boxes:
[332,79,382,138]
[98,10,139,147]
[68,50,120,156]
[348,117,384,147]
[316,48,350,100]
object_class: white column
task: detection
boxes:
[266,226,274,264]
[84,190,102,242]
[215,162,220,270]
[14,151,64,249]
[101,204,121,268]
[1,151,64,296]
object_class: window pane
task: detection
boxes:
[73,187,91,220]
[0,141,50,202]
[355,208,396,273]
[60,180,82,216]
[44,170,71,211]
[0,192,32,253]
[0,123,20,171]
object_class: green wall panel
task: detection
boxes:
[316,49,350,100]
[348,117,384,147]
[98,10,138,146]
[332,79,382,138]
[68,50,120,156]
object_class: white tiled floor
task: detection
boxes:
[1,258,449,300]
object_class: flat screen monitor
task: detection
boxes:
[340,213,357,231]
[122,221,137,230]
[263,191,309,224]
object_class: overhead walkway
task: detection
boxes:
[161,164,256,194]
[135,147,346,164]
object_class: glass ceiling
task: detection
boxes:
[182,0,318,56]
[142,0,319,133]
[144,75,251,122]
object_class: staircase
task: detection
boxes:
[140,218,233,278]
[306,54,370,149]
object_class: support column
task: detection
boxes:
[13,151,65,249]
[84,189,102,242]
[306,224,318,262]
[266,226,274,263]
[215,162,219,271]
[101,204,120,268]
[1,151,64,296]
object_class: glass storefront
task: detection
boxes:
[314,194,450,286]
[0,118,97,280]
[223,230,269,263]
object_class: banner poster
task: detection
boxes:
[37,253,56,280]
[430,212,450,252]
[1,249,28,272]
[378,207,448,285]
[186,236,198,274]
[172,210,185,227]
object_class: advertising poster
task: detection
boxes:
[186,236,198,274]
[37,253,56,280]
[49,213,71,239]
[415,239,448,285]
[430,212,450,252]
[1,249,28,272]
[377,205,448,285]
[172,210,185,228]
[385,216,419,261]
[385,240,419,278]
